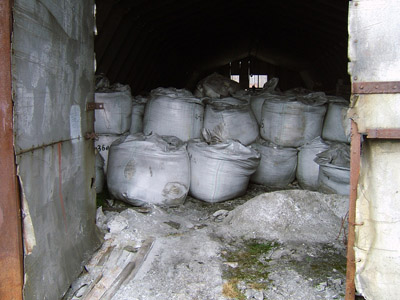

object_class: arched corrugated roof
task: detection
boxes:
[95,0,349,94]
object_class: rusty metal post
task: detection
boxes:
[0,0,24,299]
[345,120,361,300]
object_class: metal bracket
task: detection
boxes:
[366,129,400,139]
[353,81,400,94]
[86,102,104,111]
[85,132,98,140]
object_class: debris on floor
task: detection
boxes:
[64,185,348,300]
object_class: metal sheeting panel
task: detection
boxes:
[12,0,99,299]
[348,0,400,133]
[12,0,94,153]
[354,140,400,299]
[348,0,400,82]
[18,141,99,300]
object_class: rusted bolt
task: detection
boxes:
[375,85,379,89]
[355,2,358,6]
[354,39,358,43]
[394,86,398,89]
[359,85,364,89]
[354,76,358,81]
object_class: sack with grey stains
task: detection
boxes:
[130,95,148,134]
[322,97,350,143]
[250,139,298,188]
[188,138,260,203]
[194,72,241,98]
[94,90,133,134]
[296,137,330,191]
[203,97,259,145]
[107,133,190,206]
[95,151,105,194]
[95,134,127,174]
[260,92,327,147]
[143,88,204,141]
[315,142,350,196]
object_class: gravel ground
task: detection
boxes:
[64,184,349,300]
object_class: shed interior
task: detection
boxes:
[95,0,350,95]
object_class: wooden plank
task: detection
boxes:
[345,120,361,300]
[0,0,24,299]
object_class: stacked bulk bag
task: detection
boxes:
[260,92,327,147]
[130,95,148,134]
[107,133,190,206]
[296,137,330,190]
[250,139,298,188]
[95,151,105,193]
[315,143,350,196]
[143,88,204,141]
[194,72,241,98]
[188,138,260,203]
[203,97,259,145]
[322,96,351,143]
[94,85,133,134]
[95,134,127,174]
[250,78,280,125]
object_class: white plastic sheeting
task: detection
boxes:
[95,151,105,193]
[107,133,190,206]
[260,93,327,147]
[95,134,125,174]
[322,97,350,143]
[354,140,400,300]
[130,95,147,134]
[296,137,329,191]
[203,97,259,145]
[315,143,350,196]
[187,139,260,202]
[143,88,204,141]
[94,90,133,134]
[250,139,298,188]
[194,72,241,98]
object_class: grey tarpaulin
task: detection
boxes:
[203,97,259,145]
[107,133,190,206]
[297,137,330,191]
[187,138,260,203]
[314,143,350,196]
[260,93,327,147]
[143,88,204,141]
[250,139,298,188]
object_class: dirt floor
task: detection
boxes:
[64,184,351,300]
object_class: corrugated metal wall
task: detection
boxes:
[12,1,100,299]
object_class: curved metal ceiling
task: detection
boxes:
[95,0,349,95]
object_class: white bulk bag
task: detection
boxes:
[194,72,241,98]
[107,133,190,206]
[260,92,327,147]
[315,143,350,196]
[188,139,260,202]
[95,151,105,193]
[130,95,147,134]
[250,139,298,188]
[95,134,125,174]
[143,90,204,141]
[94,90,133,134]
[204,97,259,145]
[296,137,330,190]
[322,97,350,143]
